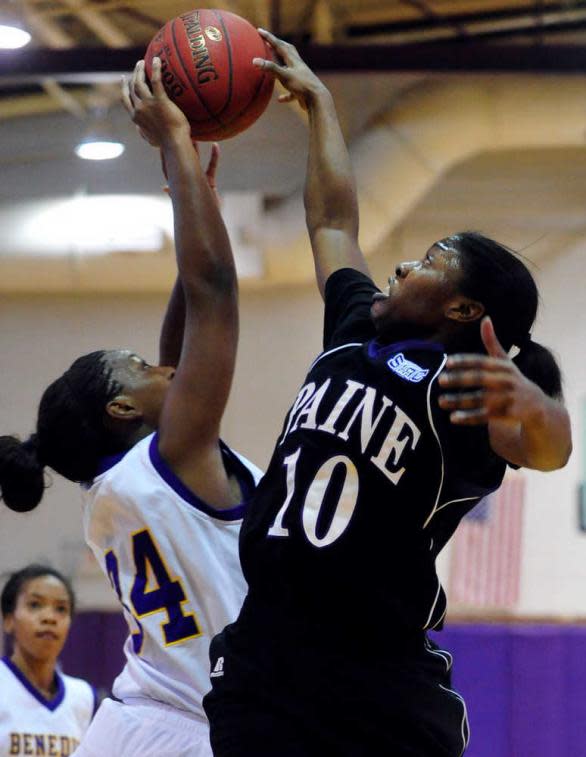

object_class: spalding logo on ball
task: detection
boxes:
[145,9,275,141]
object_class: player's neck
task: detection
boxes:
[376,321,443,347]
[11,648,58,698]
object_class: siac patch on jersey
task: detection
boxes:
[387,353,429,383]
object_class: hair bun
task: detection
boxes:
[516,332,532,350]
[0,435,45,512]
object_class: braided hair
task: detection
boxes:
[446,232,563,399]
[0,351,124,512]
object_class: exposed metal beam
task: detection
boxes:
[22,0,76,49]
[41,77,86,117]
[5,41,586,80]
[59,0,132,47]
[348,0,586,37]
[0,88,89,118]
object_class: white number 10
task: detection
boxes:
[267,447,360,548]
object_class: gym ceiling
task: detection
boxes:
[1,1,586,293]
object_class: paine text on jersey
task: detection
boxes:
[280,375,421,486]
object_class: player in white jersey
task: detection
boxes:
[0,58,260,756]
[0,565,96,757]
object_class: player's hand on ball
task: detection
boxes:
[253,29,328,110]
[438,316,544,426]
[122,57,190,147]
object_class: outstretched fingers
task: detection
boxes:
[121,75,133,115]
[445,408,490,426]
[439,367,516,391]
[258,28,298,66]
[149,56,166,98]
[480,315,508,359]
[206,142,220,182]
[131,60,152,102]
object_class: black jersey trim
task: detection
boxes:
[422,354,448,530]
[430,600,447,630]
[423,575,444,629]
[367,338,445,360]
[439,683,470,756]
[435,494,481,515]
[424,639,453,672]
[308,342,362,372]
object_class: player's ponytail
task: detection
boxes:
[0,434,45,512]
[449,231,563,400]
[1,351,125,513]
[512,338,563,400]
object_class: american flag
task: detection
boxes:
[448,473,525,609]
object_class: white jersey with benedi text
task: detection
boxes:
[0,656,95,757]
[81,432,262,722]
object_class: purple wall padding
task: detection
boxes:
[58,614,586,755]
[60,610,127,697]
[430,624,586,757]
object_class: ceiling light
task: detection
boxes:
[75,140,125,161]
[75,111,125,161]
[0,23,30,48]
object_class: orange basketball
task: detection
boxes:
[145,9,275,141]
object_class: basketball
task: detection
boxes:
[145,9,275,141]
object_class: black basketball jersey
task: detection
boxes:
[238,268,507,648]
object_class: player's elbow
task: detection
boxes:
[304,189,358,235]
[183,257,237,300]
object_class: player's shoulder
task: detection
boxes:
[59,672,98,723]
[84,434,156,503]
[60,672,95,701]
[309,339,365,373]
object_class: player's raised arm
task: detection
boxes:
[158,144,221,367]
[123,58,238,506]
[254,30,369,298]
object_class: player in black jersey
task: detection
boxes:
[204,32,572,757]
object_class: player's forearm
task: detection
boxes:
[304,88,369,296]
[162,132,236,299]
[517,397,572,470]
[490,398,572,471]
[159,277,185,367]
[304,88,359,238]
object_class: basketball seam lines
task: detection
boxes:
[172,15,226,130]
[214,10,234,119]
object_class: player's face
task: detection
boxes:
[3,576,72,663]
[370,242,462,340]
[105,350,175,427]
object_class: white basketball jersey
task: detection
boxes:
[0,657,95,756]
[81,432,262,721]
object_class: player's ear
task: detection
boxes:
[445,296,484,323]
[106,394,143,422]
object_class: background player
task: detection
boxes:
[0,57,261,757]
[0,564,95,756]
[203,32,572,757]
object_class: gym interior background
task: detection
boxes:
[1,2,585,755]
